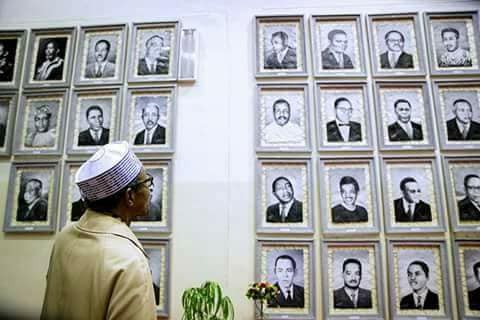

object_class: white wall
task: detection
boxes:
[0,0,478,319]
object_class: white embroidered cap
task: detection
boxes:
[75,141,142,201]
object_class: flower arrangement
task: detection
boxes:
[245,282,278,320]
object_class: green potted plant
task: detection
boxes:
[182,280,235,320]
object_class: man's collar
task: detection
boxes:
[456,118,470,131]
[146,124,159,132]
[402,198,415,211]
[344,286,359,296]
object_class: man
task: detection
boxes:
[35,39,64,81]
[138,35,169,75]
[263,99,304,145]
[268,255,304,308]
[388,99,424,141]
[380,30,414,69]
[265,31,297,69]
[394,177,432,222]
[334,258,372,308]
[400,260,439,310]
[439,27,472,67]
[458,174,480,221]
[468,261,480,310]
[266,176,303,223]
[331,176,368,223]
[321,29,354,69]
[134,102,166,145]
[85,39,116,78]
[16,178,48,221]
[326,97,362,142]
[0,41,14,82]
[41,141,157,319]
[446,99,480,141]
[25,105,56,147]
[78,105,110,146]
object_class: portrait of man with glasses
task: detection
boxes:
[379,30,414,69]
[326,97,362,143]
[458,174,480,222]
[394,177,432,222]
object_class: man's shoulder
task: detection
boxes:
[293,283,304,293]
[326,120,336,128]
[78,129,89,137]
[350,121,361,129]
[412,121,422,129]
[446,118,457,127]
[358,287,372,295]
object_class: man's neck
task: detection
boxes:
[413,286,428,296]
[342,202,356,211]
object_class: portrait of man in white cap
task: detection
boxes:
[41,141,157,319]
[24,104,57,148]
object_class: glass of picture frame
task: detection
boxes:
[178,28,198,82]
[0,91,17,156]
[0,29,27,89]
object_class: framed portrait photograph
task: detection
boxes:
[23,27,75,88]
[256,159,313,234]
[122,86,176,154]
[318,158,379,234]
[13,90,68,155]
[3,161,60,232]
[375,81,434,150]
[0,91,17,156]
[74,24,127,86]
[367,13,426,77]
[453,241,480,319]
[255,15,307,77]
[443,157,480,233]
[140,239,170,317]
[256,83,311,152]
[432,80,480,150]
[316,82,372,151]
[388,241,451,319]
[128,21,179,83]
[381,157,445,233]
[311,15,366,77]
[424,11,480,75]
[256,240,315,319]
[67,88,121,155]
[322,241,384,319]
[58,161,86,229]
[0,29,27,89]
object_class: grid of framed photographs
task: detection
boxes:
[254,11,480,320]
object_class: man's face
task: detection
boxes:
[442,31,459,52]
[94,42,109,63]
[341,183,358,207]
[271,36,285,53]
[454,102,473,124]
[343,262,361,289]
[331,33,348,53]
[273,102,290,126]
[275,258,295,289]
[142,104,160,130]
[34,113,50,133]
[146,37,163,59]
[335,100,353,123]
[403,181,421,204]
[407,264,428,292]
[273,179,294,204]
[87,109,103,131]
[386,32,404,52]
[45,42,58,61]
[466,177,480,204]
[24,182,40,204]
[394,102,412,123]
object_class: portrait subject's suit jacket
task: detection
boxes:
[16,198,48,221]
[458,197,480,221]
[321,48,354,69]
[265,47,297,69]
[268,283,305,308]
[326,120,362,142]
[85,61,116,78]
[0,123,6,147]
[394,198,432,222]
[388,121,423,141]
[137,58,169,75]
[266,199,303,223]
[400,290,439,310]
[331,204,368,223]
[380,51,414,68]
[446,119,480,141]
[78,128,110,146]
[468,286,480,310]
[333,287,372,308]
[134,125,166,145]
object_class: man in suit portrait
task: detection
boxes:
[25,104,56,148]
[446,99,480,141]
[134,102,166,145]
[400,260,439,310]
[380,30,414,69]
[468,261,480,310]
[458,174,480,221]
[388,99,424,142]
[394,177,432,222]
[264,31,297,69]
[321,29,354,70]
[85,39,116,78]
[137,35,169,75]
[34,39,64,81]
[263,98,304,144]
[334,258,372,308]
[439,27,472,67]
[16,178,48,221]
[266,176,303,223]
[332,176,368,223]
[78,105,110,146]
[0,41,14,82]
[268,254,305,308]
[326,97,362,142]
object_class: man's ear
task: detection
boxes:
[124,187,135,207]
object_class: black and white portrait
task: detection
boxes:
[0,98,10,148]
[448,163,480,223]
[145,247,163,306]
[0,38,17,82]
[82,33,120,79]
[32,36,68,81]
[461,247,480,312]
[142,240,169,316]
[22,98,61,149]
[68,166,86,223]
[134,167,164,222]
[134,27,174,77]
[131,95,168,146]
[15,170,52,222]
[75,96,114,147]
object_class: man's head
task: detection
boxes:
[44,40,60,61]
[85,105,104,131]
[385,30,405,53]
[452,99,473,125]
[274,255,296,289]
[94,39,110,63]
[272,99,291,126]
[271,31,288,53]
[34,105,52,133]
[24,178,42,204]
[145,35,164,59]
[339,176,359,207]
[441,27,460,52]
[394,99,412,123]
[334,97,353,123]
[142,103,160,130]
[328,29,348,54]
[407,260,429,293]
[342,258,362,290]
[272,176,294,204]
[400,177,421,204]
[473,261,480,283]
[464,174,480,204]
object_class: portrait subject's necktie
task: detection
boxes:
[286,290,292,302]
[408,204,414,221]
[94,131,100,143]
[146,130,151,144]
[280,205,287,222]
[416,295,422,309]
[462,124,469,139]
[337,53,344,68]
[351,293,357,307]
[389,52,397,68]
[96,66,102,78]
